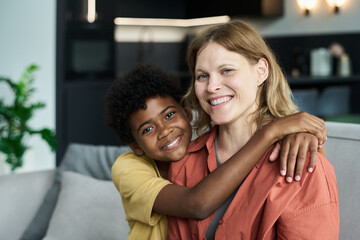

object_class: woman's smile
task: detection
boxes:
[208,96,233,109]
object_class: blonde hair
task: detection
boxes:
[183,20,298,137]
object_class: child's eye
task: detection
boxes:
[142,126,153,135]
[165,111,175,119]
[196,74,208,81]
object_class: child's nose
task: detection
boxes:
[158,123,174,139]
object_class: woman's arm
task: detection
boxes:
[153,112,326,219]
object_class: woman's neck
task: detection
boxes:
[216,118,257,164]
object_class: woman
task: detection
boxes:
[167,20,339,239]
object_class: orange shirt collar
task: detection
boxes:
[187,126,218,172]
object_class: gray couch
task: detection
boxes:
[0,121,359,240]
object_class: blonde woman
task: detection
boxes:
[168,20,339,239]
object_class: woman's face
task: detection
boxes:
[194,42,267,126]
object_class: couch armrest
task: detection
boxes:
[0,169,56,240]
[325,121,360,240]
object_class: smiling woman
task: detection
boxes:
[168,19,339,240]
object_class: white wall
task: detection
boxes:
[0,0,56,174]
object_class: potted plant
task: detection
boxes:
[0,64,56,172]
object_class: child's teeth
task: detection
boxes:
[165,137,180,148]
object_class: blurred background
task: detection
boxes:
[1,0,359,173]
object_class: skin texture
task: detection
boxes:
[128,95,327,219]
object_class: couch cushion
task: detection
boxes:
[43,171,129,240]
[20,143,131,240]
[0,170,56,240]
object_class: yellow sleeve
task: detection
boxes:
[112,152,172,226]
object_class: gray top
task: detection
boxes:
[205,136,239,240]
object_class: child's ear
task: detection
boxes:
[129,142,144,156]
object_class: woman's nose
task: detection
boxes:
[207,76,222,93]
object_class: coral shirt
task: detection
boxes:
[167,127,339,240]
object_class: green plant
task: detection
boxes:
[0,64,56,171]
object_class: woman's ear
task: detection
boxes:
[256,58,269,86]
[129,142,144,156]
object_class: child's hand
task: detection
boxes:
[264,111,327,182]
[269,133,320,183]
[269,112,327,146]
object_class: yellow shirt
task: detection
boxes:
[112,152,172,240]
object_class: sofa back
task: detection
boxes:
[324,121,360,240]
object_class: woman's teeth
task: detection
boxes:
[210,97,232,106]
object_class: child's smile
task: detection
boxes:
[161,135,183,150]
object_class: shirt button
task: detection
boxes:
[218,219,224,225]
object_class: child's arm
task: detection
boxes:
[153,112,326,219]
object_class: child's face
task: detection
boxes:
[129,96,192,162]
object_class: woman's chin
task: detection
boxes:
[211,117,229,126]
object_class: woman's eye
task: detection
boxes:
[196,74,208,81]
[165,112,175,119]
[142,126,153,135]
[222,68,233,74]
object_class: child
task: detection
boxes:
[105,63,327,239]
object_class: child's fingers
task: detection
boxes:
[302,116,326,145]
[295,112,326,144]
[269,142,281,162]
[308,141,319,173]
[279,141,289,177]
[294,143,308,181]
[279,141,298,182]
[308,127,325,146]
[284,142,299,183]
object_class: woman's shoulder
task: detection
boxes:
[261,151,338,215]
[255,149,338,198]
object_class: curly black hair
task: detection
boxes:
[105,63,184,144]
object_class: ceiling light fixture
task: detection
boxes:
[87,0,96,23]
[114,15,230,27]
